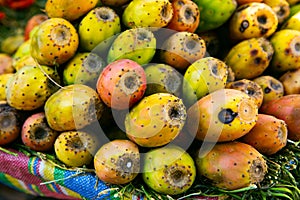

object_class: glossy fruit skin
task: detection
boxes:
[45,84,104,131]
[21,112,58,152]
[260,94,300,141]
[125,93,186,147]
[0,73,13,101]
[107,28,156,65]
[122,0,173,28]
[94,139,140,184]
[167,0,200,33]
[281,10,300,31]
[142,145,196,195]
[187,89,258,142]
[5,65,60,111]
[54,131,97,167]
[195,141,267,190]
[229,3,278,41]
[30,18,79,66]
[96,59,147,110]
[241,114,288,155]
[224,37,274,80]
[279,68,300,94]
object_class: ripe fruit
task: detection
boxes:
[30,18,79,66]
[187,89,258,142]
[279,68,300,94]
[195,141,267,190]
[263,0,290,24]
[0,53,14,74]
[160,31,207,71]
[142,145,196,195]
[0,73,13,101]
[240,114,288,155]
[125,93,186,147]
[122,0,173,28]
[45,84,105,131]
[54,131,97,167]
[96,59,147,110]
[24,14,48,41]
[21,112,58,152]
[94,139,140,184]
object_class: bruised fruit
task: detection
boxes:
[195,141,267,190]
[54,131,97,167]
[21,112,58,152]
[260,94,300,141]
[122,0,173,28]
[187,89,258,142]
[94,139,140,184]
[125,93,186,147]
[45,84,104,131]
[31,18,79,66]
[0,73,13,101]
[240,114,288,155]
[96,59,147,110]
[160,31,206,71]
[0,54,14,74]
[279,68,300,94]
[263,0,290,24]
[6,65,60,111]
[142,145,196,195]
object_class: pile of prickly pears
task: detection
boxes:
[1,0,300,199]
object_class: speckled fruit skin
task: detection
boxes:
[122,0,173,28]
[0,101,22,145]
[54,131,97,167]
[279,68,300,94]
[30,18,79,66]
[224,37,274,80]
[78,7,121,52]
[24,14,48,41]
[253,75,284,104]
[142,145,196,195]
[241,114,288,155]
[187,89,258,142]
[0,53,14,74]
[21,112,58,152]
[45,0,98,21]
[125,93,186,147]
[263,0,290,24]
[229,2,278,41]
[94,139,140,185]
[5,65,60,111]
[0,73,13,101]
[96,59,147,110]
[195,141,267,190]
[160,31,206,71]
[44,84,104,131]
[260,94,300,141]
[107,28,156,65]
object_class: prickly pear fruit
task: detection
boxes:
[197,31,220,58]
[30,18,79,66]
[0,54,14,74]
[281,10,300,31]
[6,65,60,111]
[224,37,274,80]
[279,68,300,94]
[94,139,140,184]
[96,59,147,110]
[24,14,48,41]
[182,57,228,107]
[142,145,196,195]
[13,55,36,71]
[125,93,186,147]
[187,89,258,142]
[45,0,98,21]
[260,94,300,141]
[63,52,106,87]
[45,84,104,131]
[54,131,97,167]
[107,28,156,65]
[1,34,24,56]
[160,31,206,71]
[287,0,300,5]
[269,29,300,73]
[226,79,264,108]
[195,141,267,190]
[237,0,263,5]
[194,0,237,32]
[229,3,278,41]
[122,0,173,28]
[144,63,182,97]
[78,7,121,52]
[253,75,284,104]
[101,0,131,7]
[241,114,288,155]
[0,102,22,145]
[0,73,13,101]
[263,0,290,24]
[13,39,31,62]
[167,0,200,33]
[21,112,58,152]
